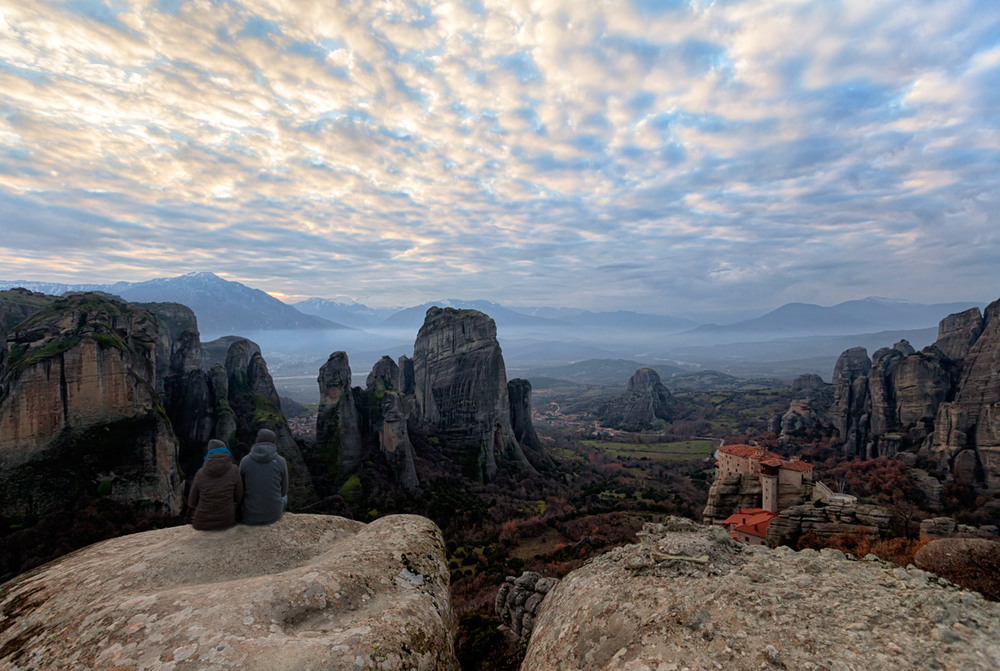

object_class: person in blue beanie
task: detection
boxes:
[240,429,289,525]
[188,439,243,530]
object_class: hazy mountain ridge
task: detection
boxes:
[692,297,981,337]
[0,273,346,336]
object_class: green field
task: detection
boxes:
[581,439,716,462]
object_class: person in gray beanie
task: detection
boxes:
[239,428,289,525]
[188,439,243,531]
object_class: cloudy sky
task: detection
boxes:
[1,0,998,316]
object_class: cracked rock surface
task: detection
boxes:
[522,517,1000,671]
[0,513,456,670]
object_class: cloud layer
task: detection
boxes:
[1,0,998,314]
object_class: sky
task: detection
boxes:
[1,0,999,316]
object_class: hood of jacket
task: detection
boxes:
[250,441,278,463]
[203,451,234,476]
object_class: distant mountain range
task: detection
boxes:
[0,272,346,336]
[1,274,985,379]
[691,298,980,338]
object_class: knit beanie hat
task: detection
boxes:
[204,439,232,463]
[256,428,276,444]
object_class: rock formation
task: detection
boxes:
[766,498,892,547]
[495,571,559,641]
[367,354,400,392]
[829,299,1000,497]
[830,346,872,456]
[412,307,530,481]
[508,378,543,457]
[0,513,457,670]
[376,390,419,489]
[790,373,825,392]
[521,518,1000,671]
[316,351,365,481]
[233,341,316,505]
[597,367,679,431]
[0,293,181,517]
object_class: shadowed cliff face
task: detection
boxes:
[316,351,364,482]
[412,307,530,481]
[0,293,182,517]
[830,298,1000,496]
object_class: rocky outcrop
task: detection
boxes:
[830,346,872,456]
[935,307,984,361]
[0,513,457,670]
[932,299,1000,491]
[412,307,530,481]
[225,339,316,507]
[367,355,400,393]
[495,571,559,641]
[376,390,419,490]
[398,355,415,395]
[597,367,678,431]
[316,351,364,481]
[508,378,542,456]
[0,289,56,371]
[790,373,825,392]
[522,518,1000,670]
[143,302,216,476]
[919,516,998,540]
[0,293,181,517]
[828,300,1000,498]
[766,498,892,547]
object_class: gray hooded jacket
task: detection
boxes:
[239,441,289,525]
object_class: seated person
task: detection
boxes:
[188,439,243,531]
[240,429,289,525]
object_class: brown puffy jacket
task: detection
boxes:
[188,452,243,530]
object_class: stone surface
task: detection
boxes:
[522,518,1000,671]
[597,368,678,431]
[0,293,181,517]
[0,513,457,670]
[766,499,892,547]
[790,373,825,392]
[495,571,559,641]
[315,351,364,481]
[412,307,529,481]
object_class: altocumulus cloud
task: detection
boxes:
[0,0,998,313]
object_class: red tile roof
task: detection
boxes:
[723,508,778,541]
[719,444,813,473]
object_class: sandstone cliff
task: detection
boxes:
[521,518,1000,670]
[597,368,679,431]
[0,293,181,517]
[412,307,530,481]
[0,513,457,670]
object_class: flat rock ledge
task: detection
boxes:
[522,517,1000,671]
[0,514,457,670]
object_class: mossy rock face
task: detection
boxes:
[0,413,175,520]
[338,474,363,504]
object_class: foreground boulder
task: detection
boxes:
[522,518,1000,670]
[0,514,456,670]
